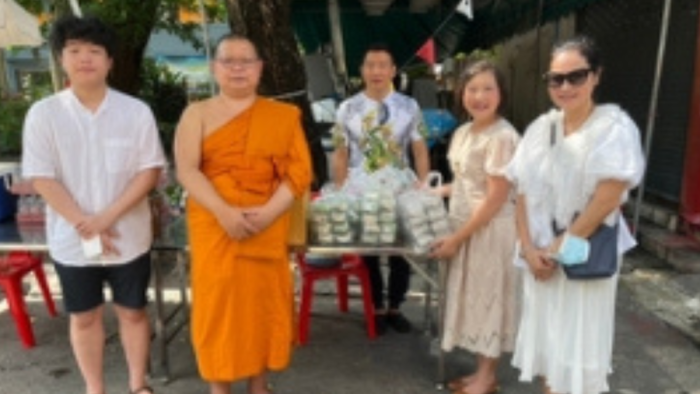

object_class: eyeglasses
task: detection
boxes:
[216,57,260,69]
[543,68,592,89]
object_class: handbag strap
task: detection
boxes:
[549,119,560,233]
[550,120,556,147]
[548,115,619,235]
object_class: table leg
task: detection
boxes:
[435,259,447,390]
[423,265,433,335]
[402,254,445,389]
[150,249,170,382]
[175,251,190,321]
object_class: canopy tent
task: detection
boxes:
[0,0,42,48]
[0,0,42,94]
[291,0,606,77]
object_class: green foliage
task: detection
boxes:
[0,71,61,157]
[17,0,226,51]
[464,48,498,63]
[12,0,225,157]
[15,0,43,14]
[20,72,53,102]
[0,100,31,157]
[139,58,188,157]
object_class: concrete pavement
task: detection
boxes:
[2,251,700,394]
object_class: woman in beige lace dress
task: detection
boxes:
[431,61,520,394]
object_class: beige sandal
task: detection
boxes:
[130,386,154,394]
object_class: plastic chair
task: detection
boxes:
[295,252,376,345]
[0,251,57,348]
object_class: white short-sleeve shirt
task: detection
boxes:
[22,88,167,266]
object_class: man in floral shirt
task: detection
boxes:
[332,43,430,335]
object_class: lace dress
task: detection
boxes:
[441,118,521,358]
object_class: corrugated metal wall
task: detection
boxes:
[579,0,699,204]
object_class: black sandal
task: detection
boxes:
[130,386,154,394]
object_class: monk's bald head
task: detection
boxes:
[213,34,260,60]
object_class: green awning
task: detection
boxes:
[292,0,606,76]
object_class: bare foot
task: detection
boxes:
[453,377,498,394]
[247,378,273,394]
[447,374,476,390]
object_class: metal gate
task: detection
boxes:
[578,0,699,204]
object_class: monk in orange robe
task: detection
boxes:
[175,35,312,394]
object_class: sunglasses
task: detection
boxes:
[543,68,592,88]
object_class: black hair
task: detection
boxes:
[213,33,262,60]
[552,35,602,73]
[362,42,396,65]
[49,15,117,58]
[454,60,508,117]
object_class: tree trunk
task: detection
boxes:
[225,0,329,189]
[106,3,161,94]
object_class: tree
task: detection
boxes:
[18,0,223,95]
[225,0,329,189]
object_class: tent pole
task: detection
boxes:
[68,0,82,17]
[632,0,672,236]
[534,0,544,106]
[42,0,62,92]
[328,0,347,94]
[0,49,9,95]
[196,0,216,96]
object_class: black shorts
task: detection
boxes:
[53,253,151,313]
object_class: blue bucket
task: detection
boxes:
[0,182,18,222]
[0,163,20,222]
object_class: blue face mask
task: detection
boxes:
[553,233,590,266]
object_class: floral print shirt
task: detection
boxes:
[333,91,426,173]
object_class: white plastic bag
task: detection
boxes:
[397,172,451,254]
[309,185,359,245]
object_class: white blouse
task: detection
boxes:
[506,104,646,256]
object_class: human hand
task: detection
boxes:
[430,235,461,260]
[216,206,256,240]
[548,235,564,258]
[428,184,449,198]
[523,248,557,281]
[99,228,120,257]
[75,212,115,239]
[241,205,277,235]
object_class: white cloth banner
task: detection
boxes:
[0,0,42,48]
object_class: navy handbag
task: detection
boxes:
[562,222,618,280]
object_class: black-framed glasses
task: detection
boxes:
[543,68,592,89]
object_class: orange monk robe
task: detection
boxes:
[187,98,312,382]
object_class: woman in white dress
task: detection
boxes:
[506,36,645,394]
[431,60,520,394]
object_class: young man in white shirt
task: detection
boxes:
[22,15,165,394]
[332,43,430,335]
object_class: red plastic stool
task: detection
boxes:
[0,251,57,348]
[295,252,376,345]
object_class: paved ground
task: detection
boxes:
[2,251,700,394]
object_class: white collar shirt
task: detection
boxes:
[22,88,167,266]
